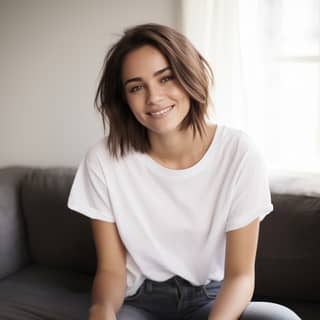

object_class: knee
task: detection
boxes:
[240,301,301,320]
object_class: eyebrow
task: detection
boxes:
[123,66,171,87]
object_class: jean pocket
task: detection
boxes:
[202,280,223,299]
[125,283,145,302]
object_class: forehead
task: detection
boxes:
[121,45,169,79]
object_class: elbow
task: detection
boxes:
[224,272,255,300]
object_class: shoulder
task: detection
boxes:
[82,137,111,173]
[85,137,108,160]
[84,137,138,173]
[220,125,259,156]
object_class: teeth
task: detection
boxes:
[150,106,172,116]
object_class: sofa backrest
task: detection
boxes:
[20,167,96,275]
[0,167,31,279]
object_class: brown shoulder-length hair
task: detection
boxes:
[94,23,214,160]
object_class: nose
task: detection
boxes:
[146,83,164,106]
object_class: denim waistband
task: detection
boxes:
[144,275,216,292]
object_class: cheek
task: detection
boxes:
[126,94,144,113]
[173,88,190,107]
[125,92,136,106]
[170,83,189,100]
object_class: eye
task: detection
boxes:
[129,85,143,93]
[161,75,174,83]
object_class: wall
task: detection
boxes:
[0,0,179,167]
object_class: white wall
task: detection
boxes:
[0,0,179,167]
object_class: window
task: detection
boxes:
[181,0,320,174]
[260,0,320,173]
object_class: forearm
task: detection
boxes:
[208,274,254,320]
[89,270,126,319]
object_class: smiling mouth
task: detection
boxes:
[147,105,174,117]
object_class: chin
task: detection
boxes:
[148,124,181,136]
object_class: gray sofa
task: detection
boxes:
[0,166,319,319]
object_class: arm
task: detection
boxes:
[89,219,127,320]
[208,217,260,320]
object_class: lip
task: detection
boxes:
[146,105,174,115]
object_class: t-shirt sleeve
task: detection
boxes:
[67,148,115,223]
[225,134,274,232]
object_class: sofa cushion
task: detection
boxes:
[255,192,320,301]
[0,264,92,320]
[20,168,96,275]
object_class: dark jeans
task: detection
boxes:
[117,275,301,320]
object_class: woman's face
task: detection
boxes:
[121,45,190,136]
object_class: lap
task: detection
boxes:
[117,276,301,320]
[117,303,158,320]
[117,301,301,320]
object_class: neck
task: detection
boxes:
[147,123,216,170]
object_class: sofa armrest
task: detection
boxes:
[0,166,31,279]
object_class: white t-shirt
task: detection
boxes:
[67,124,273,297]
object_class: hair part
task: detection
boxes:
[94,23,214,160]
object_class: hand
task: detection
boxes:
[88,303,117,320]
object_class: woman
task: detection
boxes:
[67,23,300,320]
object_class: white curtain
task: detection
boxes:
[180,0,320,176]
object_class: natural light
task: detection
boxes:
[261,0,320,174]
[181,0,320,175]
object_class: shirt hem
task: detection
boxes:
[225,204,274,232]
[67,202,115,223]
